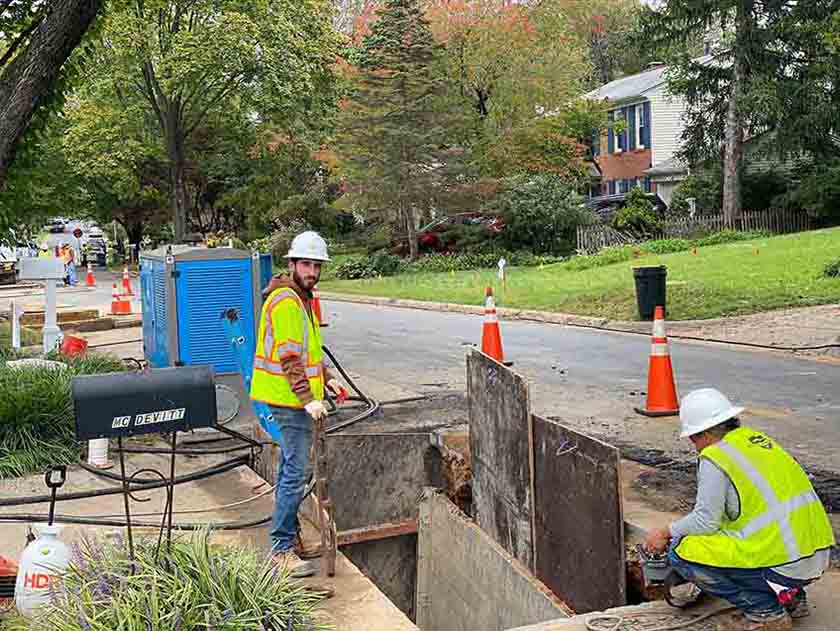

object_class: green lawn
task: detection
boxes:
[320,227,840,320]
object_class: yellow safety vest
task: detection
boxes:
[250,287,325,408]
[676,426,834,569]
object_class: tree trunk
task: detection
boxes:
[164,103,188,243]
[403,203,419,261]
[0,0,104,189]
[722,0,751,227]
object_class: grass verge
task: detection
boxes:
[320,227,840,321]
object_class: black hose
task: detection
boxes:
[0,456,249,507]
[114,443,257,456]
[0,512,271,531]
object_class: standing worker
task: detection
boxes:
[645,388,834,631]
[60,242,77,286]
[250,231,347,578]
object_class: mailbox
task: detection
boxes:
[18,257,65,281]
[71,366,218,440]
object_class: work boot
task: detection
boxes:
[271,550,317,579]
[784,592,810,619]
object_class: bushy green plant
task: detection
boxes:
[668,169,723,217]
[334,253,406,279]
[403,251,561,274]
[612,187,662,234]
[0,353,128,478]
[5,530,329,631]
[493,174,593,256]
[824,259,840,278]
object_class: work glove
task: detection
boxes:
[326,379,349,404]
[304,400,328,422]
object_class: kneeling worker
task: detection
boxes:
[251,231,347,578]
[645,388,834,631]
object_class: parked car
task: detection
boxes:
[0,246,16,285]
[82,236,108,267]
[47,220,66,234]
[416,213,505,253]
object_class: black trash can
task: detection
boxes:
[633,266,667,321]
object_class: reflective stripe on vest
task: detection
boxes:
[716,441,820,559]
[251,288,324,407]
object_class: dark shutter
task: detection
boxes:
[608,111,615,153]
[629,106,637,150]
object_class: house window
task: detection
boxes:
[607,111,615,153]
[608,180,617,195]
[639,102,651,148]
[616,108,627,153]
[644,177,653,193]
[628,106,637,150]
[591,130,600,158]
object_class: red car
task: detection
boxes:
[416,213,504,252]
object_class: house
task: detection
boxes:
[584,58,713,206]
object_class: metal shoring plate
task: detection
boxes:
[215,384,241,426]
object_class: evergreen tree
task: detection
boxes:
[642,1,840,223]
[337,0,465,260]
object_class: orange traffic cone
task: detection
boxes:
[85,263,96,287]
[110,283,132,315]
[121,266,133,295]
[635,306,679,417]
[312,285,327,327]
[481,287,508,364]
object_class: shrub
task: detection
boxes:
[824,259,840,278]
[612,187,662,234]
[5,529,329,631]
[334,253,405,279]
[493,174,594,256]
[0,353,128,478]
[668,169,723,217]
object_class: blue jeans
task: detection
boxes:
[669,545,810,621]
[269,406,313,553]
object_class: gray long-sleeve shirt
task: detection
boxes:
[669,458,830,580]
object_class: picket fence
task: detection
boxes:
[576,208,811,254]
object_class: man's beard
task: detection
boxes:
[293,270,319,291]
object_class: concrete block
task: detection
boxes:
[416,490,571,631]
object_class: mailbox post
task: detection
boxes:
[18,258,66,353]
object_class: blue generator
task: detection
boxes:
[140,246,274,374]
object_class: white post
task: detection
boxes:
[42,279,62,353]
[10,300,21,349]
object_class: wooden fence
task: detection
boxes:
[576,208,812,254]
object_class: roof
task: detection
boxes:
[141,244,255,261]
[645,156,687,177]
[584,55,715,104]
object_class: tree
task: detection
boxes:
[558,0,649,86]
[426,0,590,134]
[337,0,466,260]
[0,0,104,191]
[644,1,840,224]
[105,0,339,242]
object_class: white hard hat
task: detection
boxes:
[679,388,744,438]
[285,231,330,262]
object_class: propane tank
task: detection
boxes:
[14,525,71,618]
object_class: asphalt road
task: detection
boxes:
[321,300,839,472]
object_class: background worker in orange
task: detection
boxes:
[250,231,347,578]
